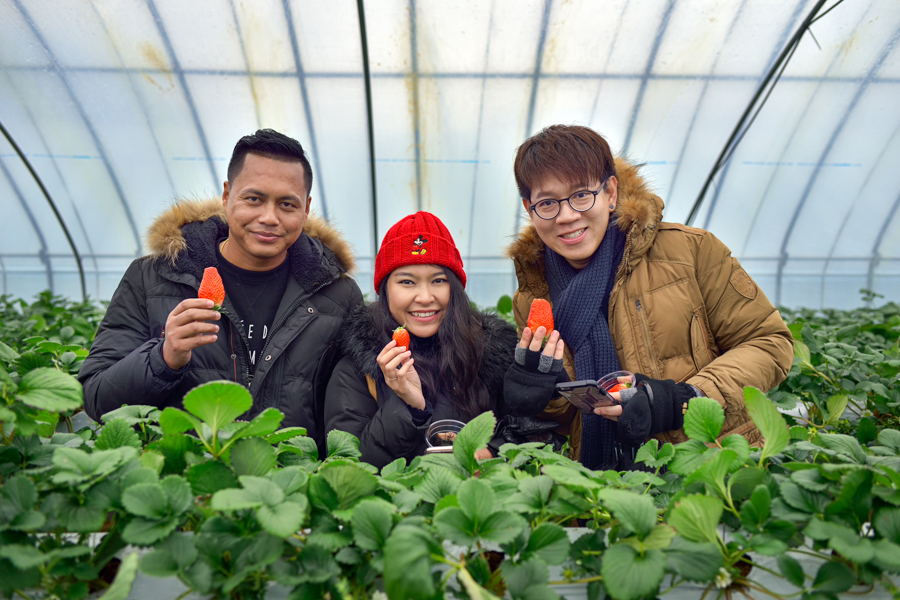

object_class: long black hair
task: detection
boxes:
[373,269,490,419]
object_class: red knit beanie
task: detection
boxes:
[373,212,466,292]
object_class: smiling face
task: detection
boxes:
[386,265,451,339]
[222,153,311,271]
[522,175,618,270]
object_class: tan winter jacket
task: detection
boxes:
[506,159,794,461]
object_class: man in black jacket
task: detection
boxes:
[79,129,363,447]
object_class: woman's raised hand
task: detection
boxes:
[376,340,426,410]
[519,326,565,361]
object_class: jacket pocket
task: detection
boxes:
[690,308,717,372]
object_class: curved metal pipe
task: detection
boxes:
[356,0,379,258]
[685,0,829,226]
[0,119,87,301]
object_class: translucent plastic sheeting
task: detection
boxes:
[1,0,899,309]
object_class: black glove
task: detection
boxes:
[616,374,699,447]
[503,345,570,417]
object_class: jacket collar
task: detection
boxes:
[505,158,665,299]
[340,303,516,389]
[144,198,356,293]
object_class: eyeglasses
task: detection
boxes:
[528,179,608,220]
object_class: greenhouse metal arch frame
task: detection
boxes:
[1,0,899,309]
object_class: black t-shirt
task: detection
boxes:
[215,243,290,368]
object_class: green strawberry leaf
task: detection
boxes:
[316,462,378,514]
[812,561,854,594]
[185,460,239,495]
[266,427,307,444]
[597,488,657,540]
[502,557,551,600]
[384,525,442,600]
[327,429,362,459]
[122,482,169,519]
[825,394,849,427]
[523,522,570,564]
[873,507,900,544]
[229,437,277,476]
[269,466,308,495]
[454,411,496,474]
[158,408,202,436]
[16,367,82,412]
[635,439,676,469]
[122,517,179,546]
[602,544,666,600]
[744,387,790,464]
[664,537,723,582]
[667,494,723,545]
[352,499,395,551]
[683,396,724,443]
[414,465,463,504]
[95,418,142,450]
[776,554,804,587]
[257,501,306,538]
[182,381,252,435]
[457,478,496,523]
[139,533,198,577]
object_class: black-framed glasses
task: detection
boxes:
[528,179,608,220]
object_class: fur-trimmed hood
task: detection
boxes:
[144,198,356,291]
[505,158,665,298]
[340,303,517,389]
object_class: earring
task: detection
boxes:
[609,204,615,210]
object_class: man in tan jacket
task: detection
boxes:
[503,125,793,469]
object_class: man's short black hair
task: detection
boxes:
[227,129,313,195]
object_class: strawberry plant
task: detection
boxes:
[0,292,104,350]
[776,296,900,434]
[0,290,899,599]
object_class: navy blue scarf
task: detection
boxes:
[545,221,627,470]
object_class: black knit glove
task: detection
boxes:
[503,346,569,417]
[616,374,700,447]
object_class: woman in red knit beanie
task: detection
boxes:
[324,212,560,468]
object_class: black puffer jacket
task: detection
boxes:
[324,304,519,469]
[79,199,363,449]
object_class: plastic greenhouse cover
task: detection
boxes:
[0,0,898,309]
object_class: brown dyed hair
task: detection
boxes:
[514,125,617,201]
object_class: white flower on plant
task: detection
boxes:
[715,567,733,589]
[372,591,389,600]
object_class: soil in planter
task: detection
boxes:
[88,557,120,594]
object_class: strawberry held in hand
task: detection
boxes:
[392,324,410,349]
[198,267,226,312]
[527,299,554,344]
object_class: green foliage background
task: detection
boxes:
[0,290,899,600]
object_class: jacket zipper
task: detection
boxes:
[252,279,331,392]
[693,309,715,363]
[224,312,252,386]
[635,299,658,378]
[614,225,635,284]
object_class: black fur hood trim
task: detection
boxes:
[340,303,517,390]
[146,199,353,294]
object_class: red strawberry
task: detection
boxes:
[198,267,225,311]
[392,325,410,348]
[527,299,554,341]
[608,383,629,394]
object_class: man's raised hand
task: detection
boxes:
[162,298,221,370]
